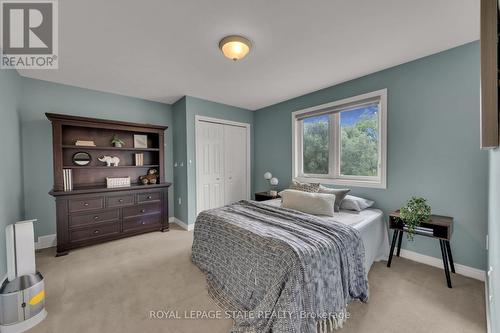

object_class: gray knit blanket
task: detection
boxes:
[191,200,368,333]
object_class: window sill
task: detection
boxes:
[294,176,387,189]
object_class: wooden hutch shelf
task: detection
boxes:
[47,113,171,256]
[62,145,160,152]
[62,165,160,169]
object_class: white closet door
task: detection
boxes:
[196,121,225,213]
[224,125,248,205]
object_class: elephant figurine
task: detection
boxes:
[98,155,120,167]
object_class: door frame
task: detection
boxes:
[195,115,251,215]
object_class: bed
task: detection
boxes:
[262,198,390,272]
[191,199,389,333]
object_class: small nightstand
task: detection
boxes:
[387,210,455,288]
[254,191,280,202]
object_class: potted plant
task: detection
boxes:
[111,135,125,148]
[399,197,431,240]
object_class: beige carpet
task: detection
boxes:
[29,225,486,333]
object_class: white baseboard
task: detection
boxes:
[170,217,195,231]
[399,249,485,281]
[35,234,56,250]
[485,276,491,333]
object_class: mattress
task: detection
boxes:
[263,198,390,272]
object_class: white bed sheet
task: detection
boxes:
[262,199,390,272]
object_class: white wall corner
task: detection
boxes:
[399,249,485,282]
[171,217,195,231]
[35,234,57,250]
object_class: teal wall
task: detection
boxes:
[18,78,174,238]
[488,150,500,332]
[173,96,254,224]
[254,41,488,270]
[172,97,188,223]
[0,69,24,277]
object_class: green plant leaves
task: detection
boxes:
[400,197,431,241]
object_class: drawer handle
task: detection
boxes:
[118,199,124,203]
[93,216,99,220]
[84,203,89,207]
[140,209,146,213]
[93,230,100,234]
[147,195,152,199]
[141,221,146,225]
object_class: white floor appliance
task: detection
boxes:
[0,220,47,333]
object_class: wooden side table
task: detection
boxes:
[387,211,455,288]
[254,191,280,202]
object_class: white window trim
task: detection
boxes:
[291,89,387,189]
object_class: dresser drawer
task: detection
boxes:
[69,197,104,213]
[137,191,161,203]
[107,194,135,208]
[69,209,119,228]
[69,222,120,242]
[122,202,161,218]
[123,214,162,232]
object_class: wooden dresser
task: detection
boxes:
[47,113,171,256]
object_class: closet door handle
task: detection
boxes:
[216,178,220,181]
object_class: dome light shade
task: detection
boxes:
[264,172,272,180]
[219,35,251,61]
[270,177,279,186]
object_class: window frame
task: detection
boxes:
[292,89,387,189]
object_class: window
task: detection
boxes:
[292,89,387,188]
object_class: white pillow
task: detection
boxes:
[279,189,336,216]
[340,195,375,211]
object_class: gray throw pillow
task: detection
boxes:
[340,195,375,211]
[290,181,320,193]
[318,185,350,212]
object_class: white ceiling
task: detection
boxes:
[18,0,479,110]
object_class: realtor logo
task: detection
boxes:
[1,0,58,69]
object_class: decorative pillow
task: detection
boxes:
[340,195,375,212]
[318,185,351,212]
[289,181,320,193]
[279,189,335,216]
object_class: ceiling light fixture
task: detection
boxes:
[219,35,252,61]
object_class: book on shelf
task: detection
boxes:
[135,153,144,166]
[106,177,131,188]
[75,140,96,146]
[63,169,73,191]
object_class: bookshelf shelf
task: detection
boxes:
[62,165,159,169]
[62,145,160,152]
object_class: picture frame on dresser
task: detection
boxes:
[46,113,171,256]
